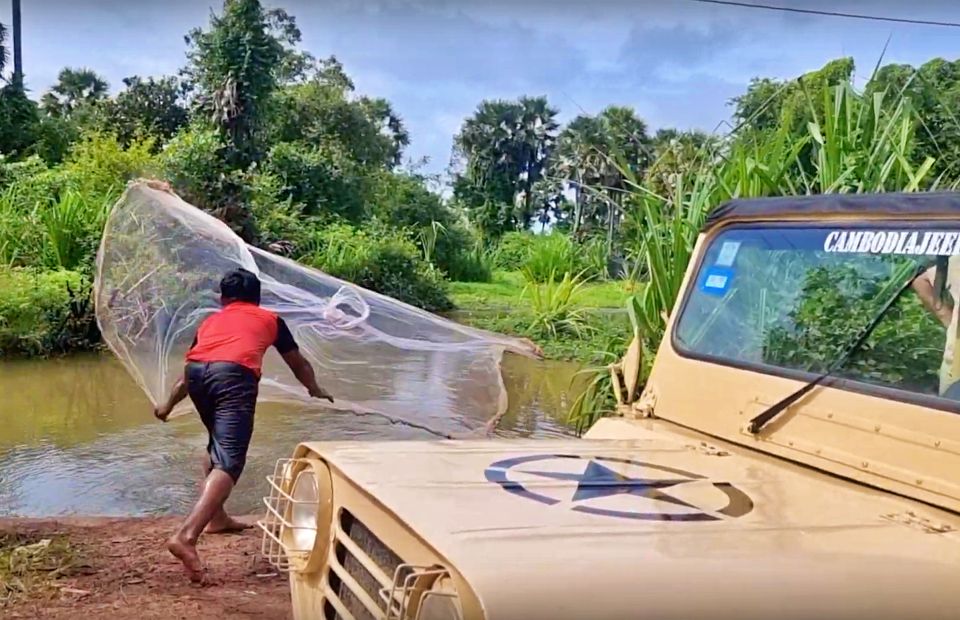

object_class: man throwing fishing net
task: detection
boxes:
[153,267,334,582]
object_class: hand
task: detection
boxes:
[308,385,334,403]
[153,404,171,423]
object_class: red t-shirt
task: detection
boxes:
[185,302,298,376]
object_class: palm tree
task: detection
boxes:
[593,106,650,254]
[515,95,558,224]
[551,115,606,236]
[11,0,21,85]
[40,67,109,116]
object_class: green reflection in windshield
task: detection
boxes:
[676,225,951,399]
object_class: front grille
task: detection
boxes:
[342,510,405,580]
[324,509,405,620]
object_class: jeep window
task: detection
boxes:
[674,224,960,401]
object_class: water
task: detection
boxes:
[0,353,580,516]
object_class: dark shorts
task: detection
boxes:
[185,361,259,483]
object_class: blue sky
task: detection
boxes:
[3,0,960,178]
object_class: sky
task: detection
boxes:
[2,0,960,179]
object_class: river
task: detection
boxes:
[0,352,581,517]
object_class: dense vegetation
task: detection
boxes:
[1,0,959,435]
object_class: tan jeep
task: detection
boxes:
[259,193,960,620]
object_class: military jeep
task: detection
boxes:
[259,193,960,620]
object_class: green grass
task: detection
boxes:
[450,270,637,310]
[449,270,640,363]
[461,308,631,363]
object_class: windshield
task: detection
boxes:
[675,223,960,403]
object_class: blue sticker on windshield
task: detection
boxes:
[700,266,733,296]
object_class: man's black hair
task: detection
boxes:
[219,268,261,305]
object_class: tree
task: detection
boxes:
[40,67,109,117]
[552,115,605,236]
[730,77,785,133]
[451,96,558,237]
[514,96,559,221]
[183,0,297,168]
[11,0,21,85]
[646,128,717,197]
[0,22,7,78]
[867,58,960,181]
[731,58,854,140]
[269,57,409,169]
[105,75,188,147]
[0,83,38,156]
[548,106,651,250]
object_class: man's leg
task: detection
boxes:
[203,454,250,533]
[167,467,236,582]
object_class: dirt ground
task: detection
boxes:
[0,516,291,619]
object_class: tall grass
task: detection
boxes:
[40,189,112,271]
[0,184,113,271]
[521,268,592,338]
[524,233,578,283]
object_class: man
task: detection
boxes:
[912,256,960,398]
[154,268,333,582]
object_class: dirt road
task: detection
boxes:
[0,516,290,619]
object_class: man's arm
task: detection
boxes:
[155,376,188,422]
[275,318,333,402]
[281,349,333,402]
[913,269,953,328]
[154,332,198,422]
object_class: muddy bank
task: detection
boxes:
[0,516,290,619]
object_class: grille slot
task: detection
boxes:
[324,509,408,619]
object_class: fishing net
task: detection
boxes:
[94,181,541,438]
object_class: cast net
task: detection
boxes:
[94,181,541,438]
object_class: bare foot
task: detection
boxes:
[205,516,252,534]
[166,534,204,583]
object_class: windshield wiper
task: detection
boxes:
[748,262,930,435]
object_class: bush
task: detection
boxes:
[31,114,81,165]
[369,171,452,229]
[443,242,495,283]
[247,170,316,253]
[301,223,452,311]
[430,224,493,283]
[0,269,98,356]
[495,232,536,269]
[161,126,258,241]
[0,181,114,272]
[580,235,610,281]
[521,268,591,338]
[0,155,48,189]
[61,131,156,197]
[524,233,580,283]
[262,142,365,221]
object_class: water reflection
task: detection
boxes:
[0,353,579,516]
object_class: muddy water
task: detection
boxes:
[0,353,581,517]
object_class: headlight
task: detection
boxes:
[417,575,463,620]
[286,467,319,554]
[260,457,332,573]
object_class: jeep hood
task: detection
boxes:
[301,426,960,620]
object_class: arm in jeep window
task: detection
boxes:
[913,268,952,328]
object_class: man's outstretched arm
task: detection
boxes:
[275,318,333,402]
[281,349,333,402]
[155,376,188,422]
